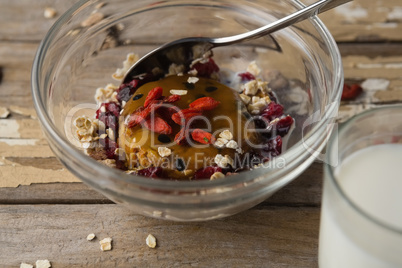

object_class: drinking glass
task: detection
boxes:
[319,105,402,267]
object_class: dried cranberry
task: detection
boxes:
[257,115,294,138]
[136,167,164,178]
[117,86,132,103]
[261,101,284,122]
[193,166,223,180]
[254,118,268,130]
[96,102,121,118]
[190,58,219,78]
[96,102,121,132]
[238,72,256,81]
[276,115,294,137]
[262,135,282,158]
[99,137,117,159]
[97,113,118,132]
[116,79,138,102]
[341,83,362,100]
[115,159,127,170]
[117,73,158,103]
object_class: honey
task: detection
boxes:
[119,74,258,179]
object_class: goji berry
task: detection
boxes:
[189,97,220,111]
[171,108,202,126]
[144,86,163,107]
[174,128,188,145]
[126,101,163,128]
[164,94,181,103]
[143,116,172,134]
[342,84,362,100]
[191,129,215,144]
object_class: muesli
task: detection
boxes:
[74,52,294,180]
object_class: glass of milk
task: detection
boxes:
[319,105,402,268]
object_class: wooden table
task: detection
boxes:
[1,1,401,267]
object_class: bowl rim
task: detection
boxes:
[31,0,343,191]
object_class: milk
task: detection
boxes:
[319,144,402,268]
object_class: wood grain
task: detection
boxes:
[0,0,401,43]
[0,204,319,268]
[1,0,402,266]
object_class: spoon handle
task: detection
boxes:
[212,0,352,46]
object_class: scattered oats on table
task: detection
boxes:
[146,234,157,248]
[87,233,96,241]
[35,259,51,268]
[44,7,57,19]
[99,237,113,251]
[0,106,10,118]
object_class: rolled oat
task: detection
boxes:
[146,234,157,248]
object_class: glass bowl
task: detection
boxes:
[31,0,343,221]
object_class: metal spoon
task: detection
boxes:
[123,0,351,83]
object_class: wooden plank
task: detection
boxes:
[0,0,79,41]
[0,42,37,107]
[0,183,111,204]
[0,204,319,267]
[0,0,401,43]
[312,0,402,42]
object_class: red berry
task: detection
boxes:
[96,102,121,118]
[193,166,223,180]
[99,137,117,159]
[276,115,294,137]
[174,128,188,145]
[117,79,139,103]
[261,102,284,122]
[342,83,362,100]
[262,135,282,159]
[143,116,172,134]
[171,108,202,126]
[164,94,181,103]
[96,103,121,132]
[191,129,215,144]
[238,72,256,81]
[190,58,219,78]
[189,97,220,111]
[136,167,164,178]
[144,87,163,107]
